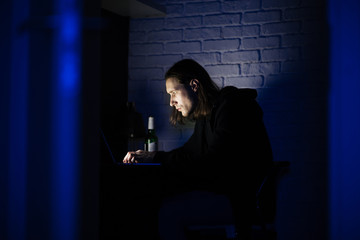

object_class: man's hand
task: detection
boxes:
[123,150,156,164]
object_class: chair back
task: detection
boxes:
[254,161,290,226]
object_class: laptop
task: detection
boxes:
[100,129,161,166]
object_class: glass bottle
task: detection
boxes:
[145,116,158,152]
[126,102,146,151]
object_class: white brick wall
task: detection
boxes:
[127,0,328,239]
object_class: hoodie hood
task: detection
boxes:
[216,86,258,105]
[212,86,259,114]
[220,86,257,98]
[208,86,261,130]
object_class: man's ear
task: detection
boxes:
[190,79,199,92]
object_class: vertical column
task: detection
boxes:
[329,0,360,239]
[7,0,29,239]
[51,0,82,239]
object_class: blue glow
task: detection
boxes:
[61,12,79,44]
[329,0,360,239]
[60,51,80,95]
[58,4,81,95]
[51,0,82,239]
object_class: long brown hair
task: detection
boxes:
[165,59,220,125]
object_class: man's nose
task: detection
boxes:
[170,96,175,107]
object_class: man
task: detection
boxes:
[123,59,273,239]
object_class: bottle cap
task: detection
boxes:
[148,116,154,130]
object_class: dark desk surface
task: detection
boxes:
[116,162,161,166]
[100,161,163,239]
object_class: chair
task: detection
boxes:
[251,161,290,240]
[186,161,290,240]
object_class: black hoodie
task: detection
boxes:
[154,86,273,215]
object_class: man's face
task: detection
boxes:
[166,77,197,117]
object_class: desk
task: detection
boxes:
[116,162,161,166]
[99,162,163,239]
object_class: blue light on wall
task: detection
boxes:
[51,0,82,239]
[329,0,360,239]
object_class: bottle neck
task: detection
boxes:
[148,116,155,130]
[148,129,156,135]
